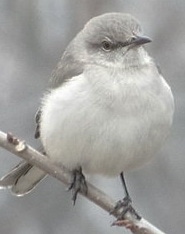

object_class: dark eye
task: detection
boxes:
[101,41,112,51]
[130,36,136,43]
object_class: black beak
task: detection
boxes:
[131,35,152,46]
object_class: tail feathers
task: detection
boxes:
[0,161,46,196]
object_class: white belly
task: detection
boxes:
[40,71,174,176]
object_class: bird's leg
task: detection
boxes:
[111,172,141,220]
[120,172,132,206]
[68,166,88,205]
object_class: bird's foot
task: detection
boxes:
[68,167,88,205]
[110,196,141,221]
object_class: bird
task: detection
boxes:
[0,12,174,214]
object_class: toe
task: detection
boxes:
[68,167,88,205]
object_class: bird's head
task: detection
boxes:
[75,13,152,69]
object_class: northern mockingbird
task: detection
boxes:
[0,13,174,212]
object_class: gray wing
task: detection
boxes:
[49,48,84,89]
[34,109,42,138]
[34,43,84,139]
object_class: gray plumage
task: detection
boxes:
[0,12,174,196]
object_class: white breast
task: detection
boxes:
[40,65,174,176]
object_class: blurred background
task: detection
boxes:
[0,0,184,233]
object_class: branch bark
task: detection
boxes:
[0,130,165,234]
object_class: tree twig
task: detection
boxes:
[0,130,166,234]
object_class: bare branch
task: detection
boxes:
[0,130,165,234]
